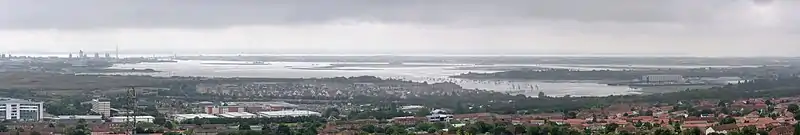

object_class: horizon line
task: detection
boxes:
[4,52,800,58]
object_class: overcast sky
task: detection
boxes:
[1,0,798,56]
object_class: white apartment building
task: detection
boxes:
[0,98,44,121]
[87,99,111,117]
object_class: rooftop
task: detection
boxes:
[257,110,321,116]
[55,115,103,120]
[110,116,155,119]
[219,112,257,118]
[400,105,425,110]
[0,98,42,104]
[227,101,299,108]
[174,114,219,119]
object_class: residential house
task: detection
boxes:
[768,126,793,135]
[391,116,423,126]
[682,120,714,130]
[705,124,740,135]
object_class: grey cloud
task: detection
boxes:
[0,0,792,29]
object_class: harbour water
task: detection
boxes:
[104,60,749,97]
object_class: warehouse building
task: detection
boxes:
[173,114,219,122]
[54,115,104,123]
[219,112,257,118]
[257,110,321,118]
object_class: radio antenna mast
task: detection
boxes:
[115,44,120,59]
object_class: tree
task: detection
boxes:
[323,108,340,117]
[789,104,799,113]
[566,112,578,119]
[456,128,465,135]
[183,129,194,135]
[415,123,433,132]
[164,121,177,130]
[489,126,510,135]
[154,116,168,125]
[0,125,8,132]
[653,128,675,135]
[465,126,479,135]
[525,126,542,135]
[275,124,291,135]
[385,125,408,135]
[238,123,251,130]
[361,125,377,133]
[794,113,800,121]
[757,130,769,135]
[682,128,702,135]
[619,131,634,135]
[163,132,181,135]
[538,91,547,98]
[68,119,91,135]
[720,116,737,124]
[511,125,526,135]
[718,100,729,107]
[739,126,758,135]
[415,109,431,117]
[426,128,437,134]
[794,123,800,135]
[605,123,619,134]
[193,118,208,125]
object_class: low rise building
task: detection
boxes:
[706,124,740,135]
[199,101,299,114]
[227,101,299,112]
[426,109,453,122]
[54,115,104,123]
[257,110,321,118]
[110,116,155,123]
[173,114,219,122]
[218,112,257,118]
[202,105,245,115]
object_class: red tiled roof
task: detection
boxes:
[684,120,709,124]
[682,123,713,129]
[769,126,793,135]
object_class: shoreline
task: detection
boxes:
[78,68,162,73]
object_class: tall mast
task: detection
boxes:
[115,44,120,59]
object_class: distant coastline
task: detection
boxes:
[290,67,380,71]
[76,68,162,73]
